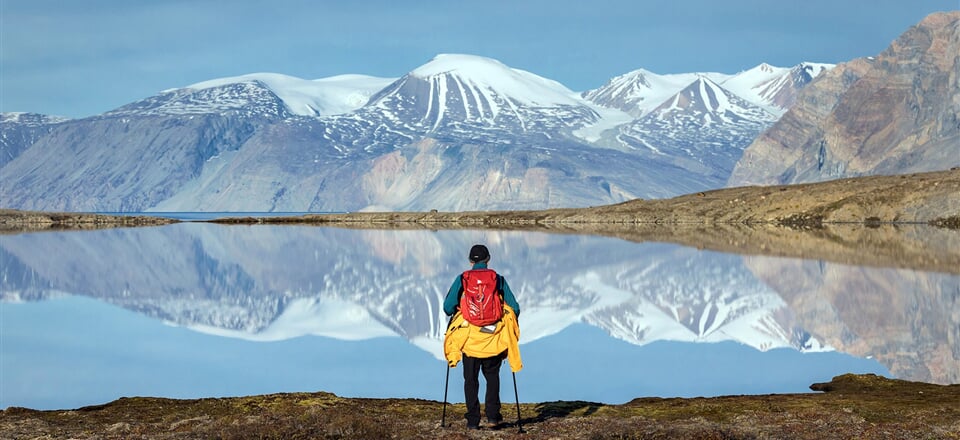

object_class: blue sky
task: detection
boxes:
[1,0,957,118]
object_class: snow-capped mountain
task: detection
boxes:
[187,73,396,117]
[581,68,730,118]
[368,54,598,134]
[105,80,293,118]
[607,78,779,182]
[582,62,833,118]
[0,53,829,212]
[103,73,396,119]
[722,62,833,115]
[644,77,777,126]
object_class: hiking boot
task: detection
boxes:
[466,423,480,430]
[482,418,503,429]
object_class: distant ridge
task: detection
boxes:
[0,44,840,212]
[729,11,960,186]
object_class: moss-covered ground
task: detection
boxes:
[3,374,958,439]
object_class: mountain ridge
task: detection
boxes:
[2,53,817,212]
[728,10,960,186]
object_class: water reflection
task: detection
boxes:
[2,223,955,409]
[746,257,960,384]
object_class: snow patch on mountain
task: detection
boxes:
[571,104,635,143]
[721,63,790,100]
[648,77,776,126]
[0,112,71,125]
[722,62,834,115]
[186,73,395,116]
[409,54,584,107]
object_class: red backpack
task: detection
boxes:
[459,269,503,326]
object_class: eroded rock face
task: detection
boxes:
[729,11,960,186]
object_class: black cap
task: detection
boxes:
[469,244,490,263]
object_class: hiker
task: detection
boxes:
[442,244,522,429]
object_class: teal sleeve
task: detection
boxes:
[500,276,520,317]
[443,275,463,316]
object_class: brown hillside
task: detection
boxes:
[730,11,960,186]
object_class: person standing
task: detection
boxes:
[442,244,521,429]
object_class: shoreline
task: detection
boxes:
[0,209,179,232]
[4,170,957,230]
[3,169,958,274]
[2,374,958,439]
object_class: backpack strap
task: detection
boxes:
[457,271,467,302]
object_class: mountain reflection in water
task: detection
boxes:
[1,223,955,410]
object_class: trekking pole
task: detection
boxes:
[440,313,457,428]
[441,364,450,427]
[512,372,524,433]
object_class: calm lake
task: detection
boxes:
[2,221,957,410]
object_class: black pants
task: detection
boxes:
[462,352,505,425]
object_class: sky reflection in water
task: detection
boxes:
[3,222,952,410]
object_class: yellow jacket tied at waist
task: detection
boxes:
[443,304,522,372]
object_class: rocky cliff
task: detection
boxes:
[729,11,960,186]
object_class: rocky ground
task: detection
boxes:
[2,374,958,439]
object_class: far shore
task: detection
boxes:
[2,169,958,273]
